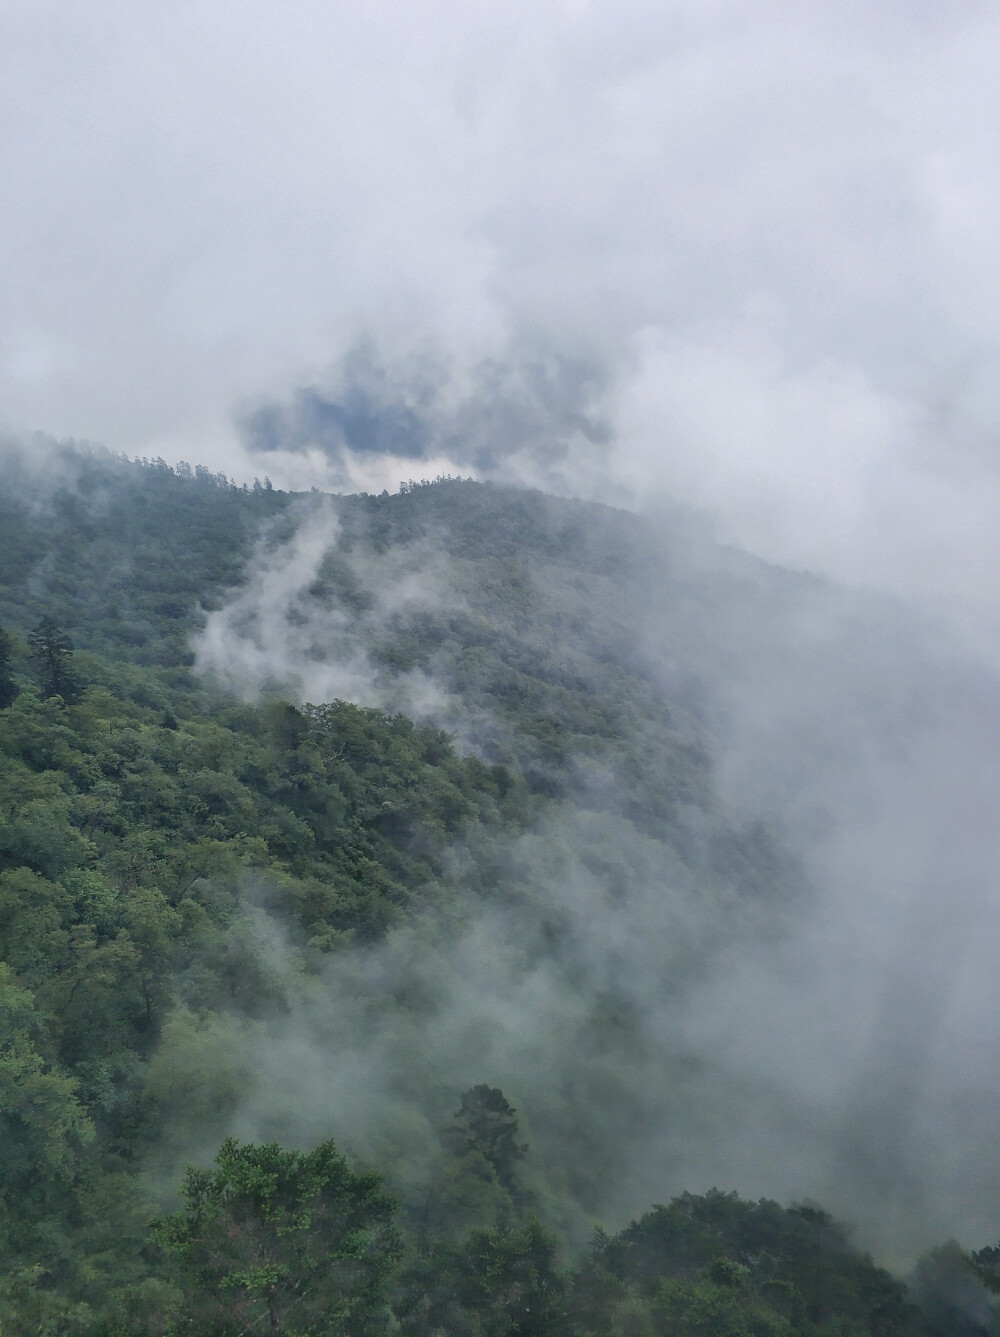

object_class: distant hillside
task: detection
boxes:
[0,442,996,1335]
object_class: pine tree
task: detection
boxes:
[0,625,18,709]
[445,1086,527,1192]
[28,617,76,701]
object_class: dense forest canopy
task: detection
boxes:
[1,441,999,1335]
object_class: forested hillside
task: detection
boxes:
[1,443,998,1335]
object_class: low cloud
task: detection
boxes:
[193,497,444,718]
[6,3,1000,634]
[233,322,1000,652]
[183,487,1000,1263]
[610,322,1000,644]
[237,340,611,491]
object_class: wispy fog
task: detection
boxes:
[182,489,1000,1263]
[195,496,442,716]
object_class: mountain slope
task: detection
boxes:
[0,443,996,1334]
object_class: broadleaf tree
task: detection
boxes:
[151,1136,403,1336]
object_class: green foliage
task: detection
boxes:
[0,964,94,1204]
[397,1218,564,1337]
[565,1191,917,1337]
[0,447,990,1337]
[444,1086,528,1196]
[0,623,19,709]
[455,1218,564,1336]
[0,646,533,1327]
[28,616,78,702]
[0,960,96,1332]
[909,1241,1000,1335]
[655,1274,795,1336]
[0,446,288,667]
[151,1136,402,1335]
[423,1087,529,1238]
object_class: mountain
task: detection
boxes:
[0,441,996,1335]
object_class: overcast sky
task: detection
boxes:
[4,1,1000,631]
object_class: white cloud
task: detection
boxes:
[4,1,1000,619]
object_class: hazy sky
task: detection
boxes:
[4,1,1000,626]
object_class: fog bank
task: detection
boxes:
[182,485,1000,1263]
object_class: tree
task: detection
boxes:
[444,1086,527,1194]
[27,617,76,701]
[0,964,94,1257]
[0,624,18,709]
[151,1136,402,1336]
[654,1274,795,1337]
[457,1219,564,1337]
[395,1219,564,1337]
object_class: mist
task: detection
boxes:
[5,3,1000,629]
[6,0,1000,1274]
[176,481,1000,1265]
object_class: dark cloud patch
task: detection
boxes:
[239,341,612,479]
[240,344,438,462]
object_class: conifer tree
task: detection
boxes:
[0,625,18,709]
[28,617,76,701]
[445,1086,527,1193]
